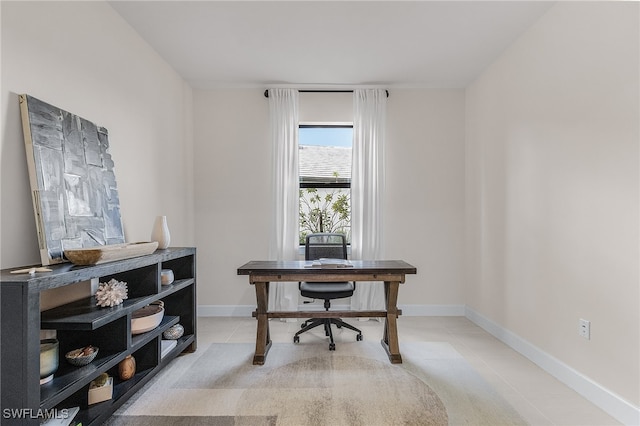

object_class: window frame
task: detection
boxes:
[298,123,353,245]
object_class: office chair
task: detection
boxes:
[293,233,363,350]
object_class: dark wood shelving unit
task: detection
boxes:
[1,247,197,425]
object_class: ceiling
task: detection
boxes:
[109,1,554,90]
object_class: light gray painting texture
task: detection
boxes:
[24,95,125,263]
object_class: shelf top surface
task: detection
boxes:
[1,247,195,290]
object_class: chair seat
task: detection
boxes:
[300,281,355,300]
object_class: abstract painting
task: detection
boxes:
[19,94,125,265]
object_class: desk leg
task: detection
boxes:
[253,281,272,365]
[381,280,402,364]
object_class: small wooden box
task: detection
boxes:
[88,376,113,405]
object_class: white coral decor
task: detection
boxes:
[95,279,128,307]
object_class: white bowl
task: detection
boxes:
[131,301,164,335]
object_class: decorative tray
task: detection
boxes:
[64,242,159,266]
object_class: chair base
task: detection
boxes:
[293,317,363,350]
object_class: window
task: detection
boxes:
[299,125,352,244]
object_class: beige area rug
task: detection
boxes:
[107,341,526,426]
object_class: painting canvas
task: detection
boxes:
[19,94,125,265]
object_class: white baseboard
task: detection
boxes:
[465,306,640,426]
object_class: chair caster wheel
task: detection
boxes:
[329,343,335,351]
[336,324,342,329]
[293,335,300,343]
[356,334,363,341]
[301,321,307,328]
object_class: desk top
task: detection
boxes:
[237,260,417,276]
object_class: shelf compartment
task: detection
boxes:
[56,316,128,359]
[99,263,159,299]
[161,254,195,282]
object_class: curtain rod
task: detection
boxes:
[264,89,389,98]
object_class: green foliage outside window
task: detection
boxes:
[299,187,350,244]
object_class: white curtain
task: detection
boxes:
[268,88,299,312]
[350,89,387,311]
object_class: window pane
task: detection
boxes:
[299,126,352,147]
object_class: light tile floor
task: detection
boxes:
[196,316,621,426]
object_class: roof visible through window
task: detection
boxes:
[299,126,352,184]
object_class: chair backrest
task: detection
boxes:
[305,233,347,261]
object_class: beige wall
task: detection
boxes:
[386,90,466,305]
[193,89,466,308]
[1,2,195,271]
[465,1,639,406]
[193,89,271,308]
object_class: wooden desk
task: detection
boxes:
[237,260,417,365]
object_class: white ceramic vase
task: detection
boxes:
[151,215,171,249]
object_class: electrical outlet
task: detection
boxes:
[578,319,590,340]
